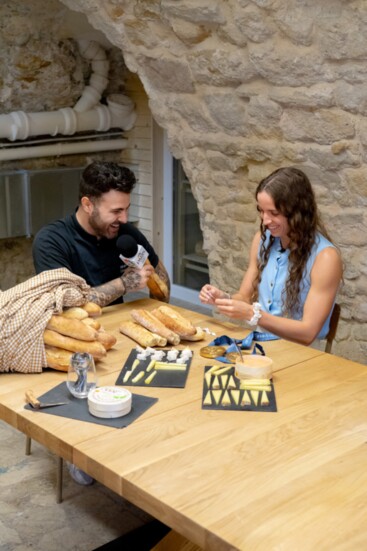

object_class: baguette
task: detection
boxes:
[45,345,73,372]
[181,326,205,342]
[131,309,180,345]
[96,330,117,351]
[43,329,106,359]
[147,272,169,302]
[47,315,98,342]
[62,307,89,320]
[82,302,102,317]
[152,305,196,337]
[150,332,168,347]
[82,317,101,330]
[119,321,161,348]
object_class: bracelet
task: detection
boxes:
[248,302,262,326]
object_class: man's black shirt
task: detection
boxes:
[32,212,159,303]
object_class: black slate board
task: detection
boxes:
[201,366,277,412]
[24,382,158,428]
[116,349,192,388]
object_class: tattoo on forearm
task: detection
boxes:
[121,270,142,294]
[89,279,125,307]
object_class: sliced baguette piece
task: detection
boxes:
[47,315,98,342]
[43,329,106,359]
[119,320,161,348]
[131,309,180,345]
[152,305,196,337]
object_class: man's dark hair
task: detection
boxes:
[79,161,136,201]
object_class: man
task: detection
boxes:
[33,161,170,486]
[33,161,170,305]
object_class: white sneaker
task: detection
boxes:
[66,462,94,485]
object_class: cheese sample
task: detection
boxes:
[231,389,240,405]
[260,391,270,406]
[203,391,212,406]
[221,390,231,406]
[145,371,157,385]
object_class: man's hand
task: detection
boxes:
[121,265,154,294]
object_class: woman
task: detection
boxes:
[199,167,343,345]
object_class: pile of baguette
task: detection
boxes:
[43,302,117,372]
[119,305,205,348]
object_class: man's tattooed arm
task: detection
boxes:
[88,268,149,307]
[149,260,171,303]
[88,278,126,307]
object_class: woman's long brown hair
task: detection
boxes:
[252,167,332,315]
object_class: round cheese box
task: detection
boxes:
[88,386,132,418]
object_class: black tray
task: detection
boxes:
[24,382,158,428]
[116,349,192,388]
[201,365,277,412]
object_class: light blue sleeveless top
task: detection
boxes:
[258,231,335,339]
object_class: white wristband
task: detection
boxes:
[248,302,262,326]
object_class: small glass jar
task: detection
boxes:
[67,352,98,399]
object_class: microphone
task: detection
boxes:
[117,235,169,301]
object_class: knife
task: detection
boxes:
[25,389,68,409]
[233,339,244,362]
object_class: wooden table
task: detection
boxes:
[1,298,367,550]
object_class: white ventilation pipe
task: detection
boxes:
[0,139,128,161]
[74,40,110,112]
[0,40,137,153]
[0,96,136,142]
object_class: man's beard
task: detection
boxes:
[89,207,117,239]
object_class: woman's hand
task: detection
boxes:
[215,297,254,321]
[199,284,227,305]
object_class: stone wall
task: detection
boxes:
[1,0,366,364]
[59,0,367,363]
[0,0,152,288]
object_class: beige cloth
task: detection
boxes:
[0,268,91,373]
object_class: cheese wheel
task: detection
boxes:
[88,386,132,418]
[235,356,273,379]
